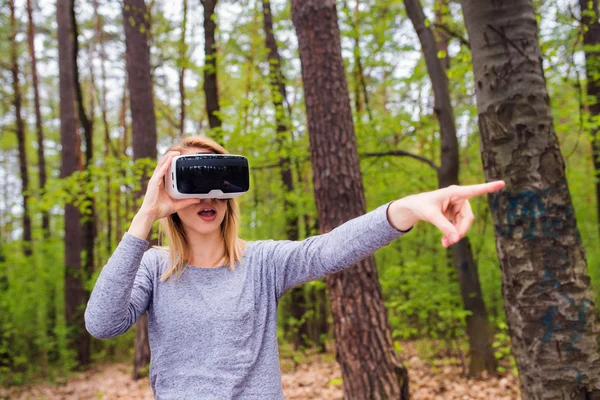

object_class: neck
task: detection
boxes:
[185,228,226,268]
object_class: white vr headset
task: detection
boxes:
[165,154,250,199]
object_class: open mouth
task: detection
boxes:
[198,208,217,221]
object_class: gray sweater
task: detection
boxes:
[84,201,412,399]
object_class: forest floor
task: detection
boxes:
[0,341,520,399]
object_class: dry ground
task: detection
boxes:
[0,342,520,399]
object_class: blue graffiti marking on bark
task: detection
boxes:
[491,186,574,240]
[539,266,590,349]
[541,306,558,343]
[561,366,583,384]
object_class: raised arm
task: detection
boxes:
[84,232,152,339]
[266,201,412,299]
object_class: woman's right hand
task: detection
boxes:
[138,151,201,222]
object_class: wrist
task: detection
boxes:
[387,198,418,232]
[128,211,156,241]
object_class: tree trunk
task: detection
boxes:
[292,1,409,398]
[201,0,222,141]
[27,0,50,240]
[462,1,600,397]
[123,0,157,380]
[57,0,89,369]
[9,0,32,258]
[404,0,497,376]
[179,0,187,138]
[116,84,129,244]
[433,0,450,70]
[93,0,115,255]
[72,2,97,305]
[261,0,309,349]
[579,0,600,247]
[341,0,372,123]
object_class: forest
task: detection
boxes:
[0,0,599,399]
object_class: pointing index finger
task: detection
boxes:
[456,180,505,199]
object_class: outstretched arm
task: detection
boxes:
[266,180,506,299]
[266,201,413,299]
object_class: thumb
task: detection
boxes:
[429,211,459,247]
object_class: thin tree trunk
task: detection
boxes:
[27,0,50,239]
[116,87,127,246]
[579,0,600,247]
[9,0,32,258]
[201,0,222,141]
[27,0,51,375]
[462,1,600,397]
[123,0,157,380]
[57,0,89,369]
[342,0,372,122]
[93,0,114,256]
[292,1,409,398]
[404,0,497,376]
[261,0,309,349]
[179,0,187,138]
[433,0,450,70]
[72,2,97,300]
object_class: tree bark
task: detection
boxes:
[72,1,97,303]
[26,0,50,239]
[462,0,600,397]
[57,0,89,369]
[292,1,409,398]
[123,0,157,380]
[201,0,222,141]
[261,0,309,349]
[179,0,187,139]
[433,0,450,70]
[9,0,32,258]
[92,0,115,255]
[579,0,600,247]
[404,0,497,377]
[123,0,153,376]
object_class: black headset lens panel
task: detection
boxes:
[175,155,249,194]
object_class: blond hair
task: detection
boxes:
[156,136,246,281]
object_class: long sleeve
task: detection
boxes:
[265,201,413,299]
[84,232,152,339]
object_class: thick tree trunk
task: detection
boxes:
[201,0,222,141]
[462,1,600,397]
[292,1,409,398]
[404,0,497,376]
[27,0,50,239]
[123,0,157,380]
[9,0,32,258]
[57,0,89,369]
[579,0,600,246]
[261,0,309,349]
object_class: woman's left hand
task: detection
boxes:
[388,180,506,248]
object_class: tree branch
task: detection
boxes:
[432,22,470,49]
[361,150,439,171]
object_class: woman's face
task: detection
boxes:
[175,147,228,236]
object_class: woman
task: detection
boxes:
[84,136,505,399]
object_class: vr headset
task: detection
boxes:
[165,154,250,199]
